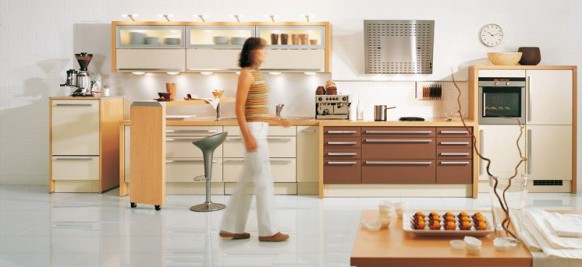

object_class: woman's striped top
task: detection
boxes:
[245,69,269,121]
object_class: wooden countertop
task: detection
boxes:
[122,117,476,127]
[350,210,532,267]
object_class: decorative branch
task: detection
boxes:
[450,69,527,240]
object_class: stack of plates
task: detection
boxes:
[129,32,145,44]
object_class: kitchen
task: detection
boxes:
[2,0,582,266]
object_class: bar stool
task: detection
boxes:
[190,132,228,212]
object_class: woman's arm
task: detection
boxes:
[235,69,257,152]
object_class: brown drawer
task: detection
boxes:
[323,137,361,148]
[324,147,360,159]
[362,127,435,138]
[437,127,473,137]
[361,160,435,184]
[436,137,472,148]
[324,160,361,184]
[436,160,472,184]
[324,126,361,137]
[437,148,472,159]
[362,138,435,160]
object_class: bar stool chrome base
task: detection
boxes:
[190,201,226,212]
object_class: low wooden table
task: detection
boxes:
[351,210,532,267]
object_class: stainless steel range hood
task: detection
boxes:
[364,20,434,74]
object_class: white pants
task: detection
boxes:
[220,122,278,236]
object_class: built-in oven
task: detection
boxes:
[478,77,526,125]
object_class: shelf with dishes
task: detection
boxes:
[187,26,254,49]
[116,26,185,49]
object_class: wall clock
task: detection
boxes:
[479,24,504,47]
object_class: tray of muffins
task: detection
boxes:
[402,211,494,237]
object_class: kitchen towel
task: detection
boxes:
[523,211,582,261]
[526,209,582,249]
[546,213,582,238]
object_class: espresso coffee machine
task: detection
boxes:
[315,95,350,120]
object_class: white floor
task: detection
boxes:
[1,185,581,267]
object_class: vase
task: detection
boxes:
[488,173,528,244]
[517,47,541,65]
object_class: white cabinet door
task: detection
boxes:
[261,50,325,71]
[51,100,99,155]
[527,125,572,181]
[223,158,296,182]
[186,49,240,71]
[526,70,573,125]
[478,125,526,181]
[116,49,186,72]
[52,156,99,180]
[166,158,223,182]
[297,126,319,182]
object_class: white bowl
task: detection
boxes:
[213,36,229,45]
[145,36,160,45]
[164,37,181,45]
[361,219,382,231]
[231,37,246,45]
[450,240,465,250]
[129,32,145,44]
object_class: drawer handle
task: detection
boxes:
[439,130,469,134]
[440,161,470,165]
[269,159,293,164]
[327,152,357,156]
[226,137,242,141]
[118,68,182,71]
[224,159,245,163]
[55,103,93,107]
[364,130,432,134]
[327,130,357,134]
[327,141,357,145]
[439,141,470,145]
[54,157,94,160]
[365,161,432,165]
[165,138,202,142]
[327,161,357,165]
[267,137,292,142]
[364,139,432,143]
[166,129,219,134]
[166,159,217,163]
[439,152,470,156]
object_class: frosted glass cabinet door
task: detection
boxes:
[116,49,186,72]
[186,49,240,71]
[51,100,99,155]
[526,70,573,125]
[478,125,526,181]
[261,50,325,71]
[527,125,572,181]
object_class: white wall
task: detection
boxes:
[1,0,581,193]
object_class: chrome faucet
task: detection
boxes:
[275,103,284,118]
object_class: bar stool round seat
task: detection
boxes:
[190,132,228,212]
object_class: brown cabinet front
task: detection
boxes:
[324,160,361,184]
[436,137,472,149]
[324,126,361,137]
[436,127,472,138]
[361,160,435,184]
[362,127,435,138]
[437,148,472,159]
[362,138,435,160]
[436,160,472,184]
[324,147,360,160]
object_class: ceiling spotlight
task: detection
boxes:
[304,71,316,75]
[232,14,243,22]
[131,71,145,75]
[166,71,179,75]
[197,14,209,22]
[268,71,281,75]
[158,14,173,22]
[122,14,139,22]
[200,71,213,75]
[266,15,277,22]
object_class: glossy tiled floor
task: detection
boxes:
[1,185,581,267]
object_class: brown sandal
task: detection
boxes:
[219,230,250,240]
[258,232,289,242]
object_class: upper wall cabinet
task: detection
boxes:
[112,22,331,73]
[114,25,186,72]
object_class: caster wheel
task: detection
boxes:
[155,205,161,211]
[130,202,137,208]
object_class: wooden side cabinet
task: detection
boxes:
[323,127,361,184]
[49,97,124,193]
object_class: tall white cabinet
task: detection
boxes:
[474,66,576,193]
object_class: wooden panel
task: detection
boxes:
[54,180,100,193]
[323,137,361,148]
[166,158,222,182]
[436,137,472,149]
[362,139,435,160]
[52,156,99,180]
[436,160,472,184]
[130,102,165,206]
[51,100,100,155]
[361,127,435,138]
[436,127,472,137]
[436,148,472,159]
[99,98,124,192]
[361,160,435,184]
[323,160,361,184]
[116,49,185,71]
[297,126,319,183]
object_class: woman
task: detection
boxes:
[219,37,289,242]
